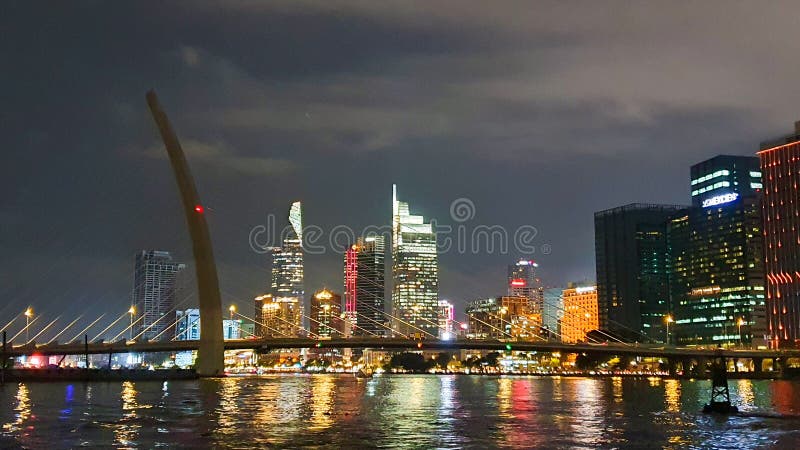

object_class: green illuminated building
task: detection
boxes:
[669,155,765,347]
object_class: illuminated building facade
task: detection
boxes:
[271,201,304,323]
[254,293,302,337]
[437,300,454,339]
[223,319,242,340]
[175,308,200,341]
[542,288,564,339]
[508,259,543,315]
[691,155,762,207]
[392,184,439,337]
[669,155,765,347]
[344,235,386,336]
[310,289,343,338]
[560,286,599,343]
[595,204,685,341]
[759,122,800,347]
[174,310,248,340]
[133,250,185,341]
[464,296,536,340]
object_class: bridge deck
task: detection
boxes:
[4,338,799,360]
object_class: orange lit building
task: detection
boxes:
[254,293,302,337]
[561,286,599,343]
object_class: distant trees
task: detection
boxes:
[388,352,431,373]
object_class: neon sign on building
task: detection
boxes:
[702,193,738,208]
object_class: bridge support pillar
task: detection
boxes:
[753,357,763,375]
[147,91,225,377]
[733,358,739,373]
[667,358,678,377]
[774,357,787,377]
[697,357,710,378]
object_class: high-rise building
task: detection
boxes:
[133,250,185,341]
[508,259,543,315]
[310,289,343,338]
[272,201,304,323]
[254,293,303,337]
[344,235,386,336]
[464,296,537,340]
[391,185,439,337]
[690,155,762,207]
[542,288,564,340]
[465,298,503,340]
[437,300,454,339]
[669,155,765,347]
[560,286,599,343]
[595,204,685,341]
[175,308,200,341]
[759,122,800,348]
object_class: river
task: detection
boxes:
[2,375,800,448]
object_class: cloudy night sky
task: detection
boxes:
[3,1,800,325]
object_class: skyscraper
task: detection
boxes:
[344,235,386,336]
[437,300,454,339]
[508,259,543,316]
[271,201,304,325]
[133,250,185,341]
[759,122,800,348]
[670,155,765,347]
[595,204,685,341]
[392,184,439,337]
[254,293,302,337]
[542,288,564,340]
[690,155,762,207]
[310,289,343,338]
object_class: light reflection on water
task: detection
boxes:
[1,376,800,448]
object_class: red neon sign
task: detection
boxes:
[510,279,526,287]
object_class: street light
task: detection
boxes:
[128,306,136,340]
[665,314,674,346]
[737,317,745,347]
[24,307,33,343]
[229,304,236,320]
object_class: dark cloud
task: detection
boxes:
[3,1,800,331]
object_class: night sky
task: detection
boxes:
[3,1,800,327]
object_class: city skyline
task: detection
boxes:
[5,2,800,326]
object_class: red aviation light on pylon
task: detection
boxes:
[194,205,204,214]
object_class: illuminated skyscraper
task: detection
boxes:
[133,250,185,341]
[254,293,302,337]
[271,201,304,325]
[310,289,343,338]
[437,300,454,339]
[669,155,764,347]
[392,185,438,337]
[508,259,543,316]
[344,235,386,336]
[759,122,800,348]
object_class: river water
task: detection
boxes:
[2,375,800,449]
